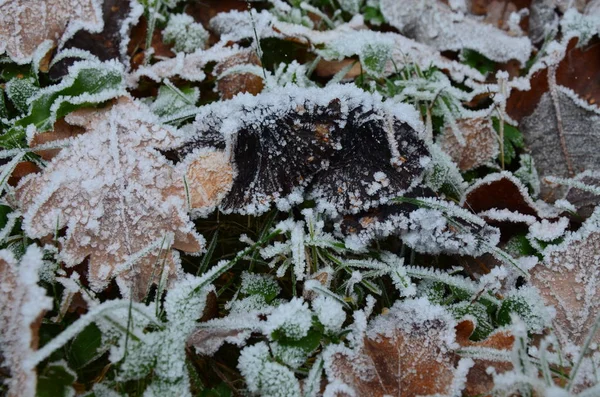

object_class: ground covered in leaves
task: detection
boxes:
[1,0,600,396]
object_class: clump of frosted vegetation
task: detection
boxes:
[163,13,209,53]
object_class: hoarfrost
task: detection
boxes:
[162,13,209,54]
[531,207,600,346]
[0,246,52,397]
[0,0,104,64]
[380,0,533,64]
[16,97,204,298]
[324,298,472,396]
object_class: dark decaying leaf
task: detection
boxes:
[463,172,543,217]
[176,86,430,215]
[49,0,140,79]
[563,171,600,218]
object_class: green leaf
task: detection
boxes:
[360,42,391,76]
[272,327,322,354]
[460,49,496,76]
[67,323,104,370]
[451,302,494,341]
[493,117,524,164]
[5,77,39,114]
[36,362,76,397]
[151,83,199,119]
[15,61,124,133]
[198,383,233,397]
[0,88,8,120]
[0,204,12,230]
[497,296,534,327]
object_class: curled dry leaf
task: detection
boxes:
[323,299,473,396]
[0,0,103,64]
[0,246,53,397]
[15,97,206,298]
[439,118,500,171]
[380,0,533,64]
[215,50,264,100]
[530,207,600,347]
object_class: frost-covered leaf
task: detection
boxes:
[530,206,600,346]
[463,172,559,221]
[380,0,533,64]
[163,13,209,54]
[238,342,302,397]
[215,50,265,100]
[49,0,142,79]
[438,117,499,171]
[0,246,53,397]
[10,59,125,143]
[455,319,514,397]
[178,85,429,215]
[0,0,103,64]
[15,97,204,297]
[323,298,473,396]
[521,88,600,198]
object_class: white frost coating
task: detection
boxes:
[264,297,313,340]
[210,10,484,82]
[128,44,242,85]
[162,13,209,54]
[0,246,53,397]
[478,209,537,225]
[312,295,346,334]
[528,217,570,242]
[380,0,532,65]
[0,0,104,64]
[531,207,600,347]
[238,342,302,397]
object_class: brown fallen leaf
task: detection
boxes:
[215,50,264,100]
[455,319,514,396]
[439,118,500,171]
[184,150,234,212]
[530,207,600,346]
[0,0,103,64]
[463,172,543,216]
[323,299,473,396]
[15,97,206,298]
[29,119,86,161]
[0,246,52,397]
